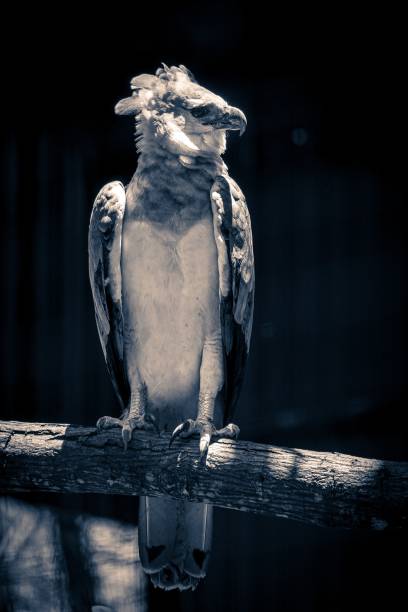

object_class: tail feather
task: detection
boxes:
[138,495,212,591]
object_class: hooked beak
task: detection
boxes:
[213,106,247,135]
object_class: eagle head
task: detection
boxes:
[115,64,246,157]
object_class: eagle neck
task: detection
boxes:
[125,147,227,221]
[135,147,227,180]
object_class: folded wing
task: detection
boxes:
[88,181,130,410]
[210,175,255,422]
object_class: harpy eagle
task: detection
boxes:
[88,64,254,591]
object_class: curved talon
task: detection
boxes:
[199,427,213,461]
[169,419,240,461]
[169,420,193,448]
[214,423,240,440]
[96,416,121,430]
[122,426,132,451]
[96,413,159,450]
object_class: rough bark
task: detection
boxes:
[1,420,407,530]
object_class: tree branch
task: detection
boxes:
[1,420,407,530]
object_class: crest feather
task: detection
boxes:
[178,64,197,83]
[154,63,197,83]
[130,74,159,90]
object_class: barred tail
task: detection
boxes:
[138,495,212,591]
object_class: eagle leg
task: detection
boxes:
[169,331,239,461]
[97,383,158,449]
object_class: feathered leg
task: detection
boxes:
[170,330,239,459]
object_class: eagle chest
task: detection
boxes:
[120,185,221,409]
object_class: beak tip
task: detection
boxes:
[239,110,247,136]
[228,106,247,135]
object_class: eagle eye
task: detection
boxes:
[191,105,212,119]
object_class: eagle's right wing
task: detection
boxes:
[88,181,130,410]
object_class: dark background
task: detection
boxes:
[1,6,407,611]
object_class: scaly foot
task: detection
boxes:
[97,414,158,450]
[169,418,239,461]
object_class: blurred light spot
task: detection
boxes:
[291,127,308,146]
[371,518,388,530]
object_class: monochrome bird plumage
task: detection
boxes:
[88,64,254,590]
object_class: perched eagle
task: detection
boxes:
[88,64,254,591]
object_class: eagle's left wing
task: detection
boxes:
[211,174,255,424]
[88,181,130,410]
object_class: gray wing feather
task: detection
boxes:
[210,175,255,421]
[88,181,129,410]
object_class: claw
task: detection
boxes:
[97,412,158,451]
[169,420,192,448]
[214,423,240,440]
[122,426,132,451]
[96,416,121,430]
[169,418,239,459]
[199,429,212,462]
